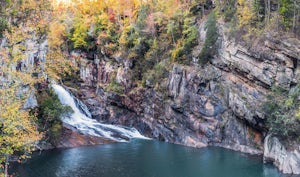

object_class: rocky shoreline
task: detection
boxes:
[37,124,115,150]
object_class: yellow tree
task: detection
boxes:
[237,0,255,26]
[0,85,42,177]
[0,39,42,177]
[46,1,79,81]
[46,17,78,80]
[0,1,49,176]
[0,35,43,177]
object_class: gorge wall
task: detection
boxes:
[2,18,299,175]
[74,22,300,174]
[2,0,300,175]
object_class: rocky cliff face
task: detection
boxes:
[74,21,300,174]
[214,28,300,174]
[0,36,48,108]
[77,53,264,154]
[264,134,300,174]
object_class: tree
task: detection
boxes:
[275,0,300,34]
[252,0,265,23]
[0,1,50,176]
[199,11,218,64]
[237,0,255,26]
[71,17,90,49]
[219,0,237,22]
[291,0,300,33]
[280,0,295,29]
[46,6,78,81]
[0,17,8,38]
[0,85,42,177]
[263,85,300,138]
[265,0,271,24]
[37,89,73,144]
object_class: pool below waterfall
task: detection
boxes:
[10,139,286,177]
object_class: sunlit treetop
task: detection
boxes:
[51,0,155,9]
[52,0,72,7]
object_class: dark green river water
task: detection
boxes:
[10,140,288,177]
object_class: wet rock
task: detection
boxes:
[55,124,114,148]
[182,136,207,148]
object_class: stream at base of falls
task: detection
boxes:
[10,139,287,177]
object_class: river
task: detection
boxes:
[10,139,286,177]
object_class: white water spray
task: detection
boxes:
[52,84,149,142]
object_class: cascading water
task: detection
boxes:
[52,84,149,142]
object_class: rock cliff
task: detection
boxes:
[75,22,300,174]
[264,134,300,174]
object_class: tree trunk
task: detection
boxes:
[265,0,271,24]
[4,154,9,177]
[297,2,300,34]
[171,25,176,46]
[277,0,281,30]
[256,0,259,21]
[296,2,300,35]
[293,0,296,33]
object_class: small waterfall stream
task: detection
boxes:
[52,84,149,142]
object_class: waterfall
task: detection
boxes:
[52,84,149,142]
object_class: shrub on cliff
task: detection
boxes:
[170,12,199,64]
[37,89,73,144]
[199,11,218,65]
[219,0,237,23]
[0,17,8,38]
[107,79,125,94]
[142,62,168,88]
[264,86,300,139]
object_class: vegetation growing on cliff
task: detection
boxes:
[0,1,50,176]
[36,88,73,144]
[47,0,300,86]
[0,0,299,176]
[199,11,218,64]
[264,85,300,139]
[218,0,300,40]
[49,0,205,83]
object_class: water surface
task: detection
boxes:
[10,140,286,177]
